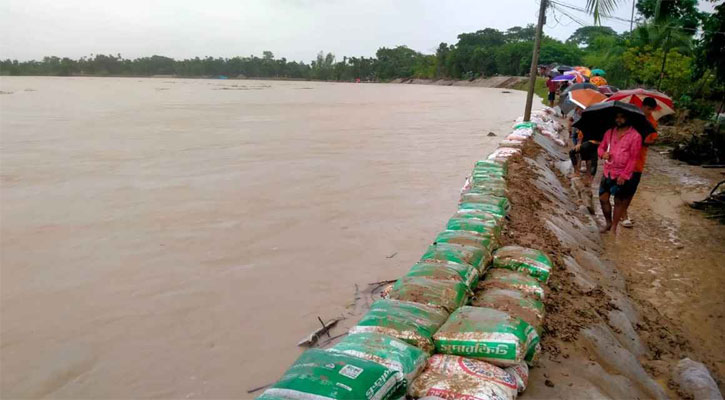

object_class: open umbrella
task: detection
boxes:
[590,76,608,87]
[569,89,607,109]
[559,93,577,115]
[591,68,606,76]
[606,88,674,120]
[547,70,562,78]
[562,82,598,95]
[552,74,576,82]
[567,71,586,84]
[598,85,619,96]
[573,101,656,142]
[556,65,573,73]
[574,66,592,77]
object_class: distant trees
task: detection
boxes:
[567,26,618,48]
[0,5,721,112]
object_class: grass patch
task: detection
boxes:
[512,76,549,106]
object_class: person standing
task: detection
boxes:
[621,97,659,228]
[597,112,642,235]
[546,76,558,107]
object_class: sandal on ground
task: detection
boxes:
[621,218,634,228]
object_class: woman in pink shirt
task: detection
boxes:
[597,112,642,234]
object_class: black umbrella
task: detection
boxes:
[562,82,598,95]
[557,65,573,72]
[548,70,562,78]
[559,92,577,115]
[573,101,656,142]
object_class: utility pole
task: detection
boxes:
[523,0,548,122]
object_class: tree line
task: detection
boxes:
[1,0,722,113]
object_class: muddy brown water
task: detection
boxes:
[0,77,533,398]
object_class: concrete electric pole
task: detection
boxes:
[523,0,548,122]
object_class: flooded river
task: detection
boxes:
[0,77,531,398]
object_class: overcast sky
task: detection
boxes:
[0,0,718,62]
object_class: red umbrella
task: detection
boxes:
[598,85,618,97]
[569,89,607,109]
[606,89,674,120]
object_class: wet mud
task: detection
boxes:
[500,127,722,399]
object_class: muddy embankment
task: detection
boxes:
[505,115,722,399]
[257,106,721,399]
[389,76,527,89]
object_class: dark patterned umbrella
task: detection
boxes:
[573,101,656,142]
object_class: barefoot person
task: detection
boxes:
[621,97,659,228]
[597,112,642,234]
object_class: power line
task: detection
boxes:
[550,0,725,36]
[550,3,589,27]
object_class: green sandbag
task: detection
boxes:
[329,332,428,387]
[513,122,537,130]
[474,160,508,175]
[454,209,504,223]
[472,171,506,180]
[446,217,501,240]
[470,176,507,186]
[468,180,507,193]
[459,193,510,210]
[471,167,506,178]
[258,349,402,400]
[405,261,479,289]
[471,172,506,182]
[463,185,507,198]
[420,242,485,269]
[472,288,545,333]
[349,299,449,353]
[478,269,545,300]
[458,202,507,218]
[433,306,539,367]
[388,276,469,313]
[434,230,495,252]
[492,246,553,283]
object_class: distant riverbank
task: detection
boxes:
[0,73,528,89]
[389,76,527,89]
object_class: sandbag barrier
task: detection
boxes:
[258,108,567,400]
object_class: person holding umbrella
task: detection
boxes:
[621,96,660,228]
[574,102,656,234]
[566,89,608,184]
[604,90,674,228]
[597,112,642,234]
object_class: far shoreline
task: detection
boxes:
[0,74,528,89]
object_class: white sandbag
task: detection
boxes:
[409,355,518,400]
[498,140,524,148]
[505,362,529,393]
[506,133,529,142]
[487,148,521,161]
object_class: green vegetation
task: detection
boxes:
[1,0,722,117]
[513,77,549,106]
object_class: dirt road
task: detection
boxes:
[601,150,725,390]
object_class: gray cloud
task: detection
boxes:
[0,0,716,62]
